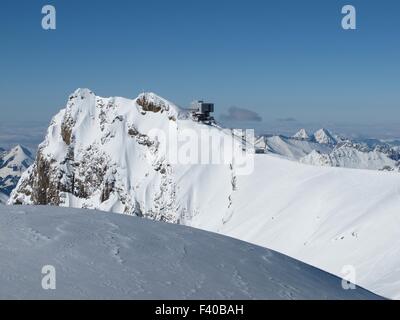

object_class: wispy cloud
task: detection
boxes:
[220,106,262,122]
[276,117,297,122]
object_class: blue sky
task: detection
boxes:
[0,0,399,126]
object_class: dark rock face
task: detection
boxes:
[14,143,117,207]
[35,153,59,205]
[61,116,75,146]
[13,152,60,205]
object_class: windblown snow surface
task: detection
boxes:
[0,205,379,299]
[9,89,400,299]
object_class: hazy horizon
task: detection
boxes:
[2,117,400,152]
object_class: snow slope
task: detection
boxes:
[300,146,397,170]
[188,155,400,299]
[9,89,400,299]
[0,205,380,299]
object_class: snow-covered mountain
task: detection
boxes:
[9,89,247,223]
[293,128,311,140]
[313,128,337,145]
[300,143,398,170]
[9,89,400,299]
[0,205,380,299]
[255,134,332,159]
[0,145,33,202]
[292,128,336,145]
[256,128,400,172]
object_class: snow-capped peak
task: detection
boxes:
[136,92,181,112]
[135,91,184,121]
[4,145,32,163]
[313,128,337,145]
[1,145,33,171]
[0,145,34,198]
[293,129,310,140]
[72,87,94,98]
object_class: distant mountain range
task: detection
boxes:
[255,128,400,171]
